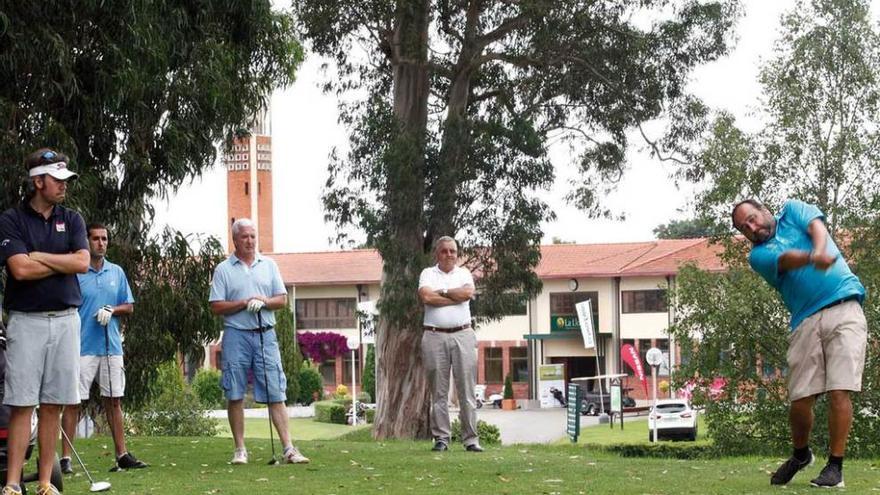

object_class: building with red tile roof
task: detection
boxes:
[209,238,727,405]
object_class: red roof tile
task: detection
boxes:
[269,239,726,286]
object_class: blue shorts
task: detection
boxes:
[220,328,287,403]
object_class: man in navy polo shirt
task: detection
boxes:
[733,199,867,488]
[0,148,89,495]
[60,222,147,474]
[209,218,309,465]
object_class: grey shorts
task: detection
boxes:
[4,308,81,406]
[79,355,125,399]
[787,300,868,402]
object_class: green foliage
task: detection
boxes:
[598,443,720,460]
[191,368,224,410]
[119,229,225,409]
[275,305,302,405]
[362,344,376,402]
[295,0,739,439]
[297,365,324,405]
[503,373,514,400]
[314,400,347,424]
[681,0,880,232]
[128,362,217,437]
[0,2,302,411]
[365,408,376,424]
[653,217,720,239]
[450,419,501,446]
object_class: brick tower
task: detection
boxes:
[222,109,274,252]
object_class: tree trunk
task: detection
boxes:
[373,0,433,440]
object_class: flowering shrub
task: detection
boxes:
[297,331,350,363]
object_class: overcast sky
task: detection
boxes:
[152,1,864,253]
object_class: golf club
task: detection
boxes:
[257,311,279,465]
[104,323,119,473]
[60,428,111,492]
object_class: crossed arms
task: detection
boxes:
[6,250,89,280]
[418,285,475,307]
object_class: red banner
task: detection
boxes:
[621,344,648,395]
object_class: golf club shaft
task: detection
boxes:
[105,325,113,400]
[257,311,277,462]
[61,427,97,484]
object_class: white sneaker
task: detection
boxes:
[283,446,310,464]
[230,448,248,465]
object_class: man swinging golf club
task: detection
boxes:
[209,218,308,465]
[732,199,867,488]
[60,222,147,473]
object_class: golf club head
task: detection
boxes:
[267,457,279,466]
[90,481,112,492]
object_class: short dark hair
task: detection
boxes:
[731,199,765,228]
[24,148,69,172]
[86,222,109,241]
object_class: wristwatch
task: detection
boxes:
[441,288,448,296]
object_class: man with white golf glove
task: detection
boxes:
[209,218,309,466]
[60,223,147,475]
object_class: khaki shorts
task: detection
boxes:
[787,300,867,402]
[4,308,81,406]
[79,355,126,399]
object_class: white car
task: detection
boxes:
[648,399,698,441]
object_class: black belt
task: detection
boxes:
[239,326,274,332]
[819,295,859,312]
[423,324,471,333]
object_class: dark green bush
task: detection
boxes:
[275,305,302,404]
[597,442,720,460]
[297,365,324,405]
[314,400,347,424]
[128,362,217,437]
[503,373,514,400]
[365,408,376,424]
[362,344,376,402]
[191,368,224,409]
[451,419,501,445]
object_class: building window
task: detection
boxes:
[621,289,668,313]
[319,358,336,386]
[509,347,528,382]
[656,338,670,376]
[342,349,360,385]
[244,182,249,196]
[295,298,357,329]
[549,291,598,332]
[484,347,503,384]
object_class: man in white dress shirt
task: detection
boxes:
[418,236,482,452]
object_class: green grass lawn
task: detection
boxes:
[47,427,880,494]
[215,417,369,440]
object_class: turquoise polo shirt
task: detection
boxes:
[749,199,865,331]
[77,259,135,355]
[208,253,286,329]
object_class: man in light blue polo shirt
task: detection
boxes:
[733,199,867,488]
[60,223,147,474]
[209,218,308,465]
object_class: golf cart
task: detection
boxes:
[572,373,634,416]
[0,327,64,493]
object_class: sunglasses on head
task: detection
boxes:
[40,150,58,162]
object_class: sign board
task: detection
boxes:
[550,315,581,332]
[356,301,378,345]
[538,364,566,409]
[566,382,582,442]
[575,299,596,349]
[610,380,622,413]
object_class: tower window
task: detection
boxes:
[244,182,249,195]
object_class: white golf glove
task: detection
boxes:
[246,298,266,313]
[95,305,113,326]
